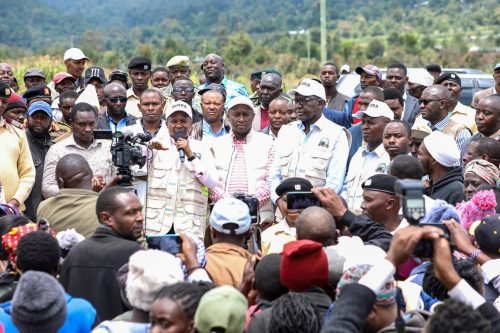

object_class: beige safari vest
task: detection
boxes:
[145,138,208,238]
[276,123,350,188]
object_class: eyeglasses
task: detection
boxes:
[294,96,318,106]
[173,87,195,94]
[419,99,443,106]
[106,97,127,104]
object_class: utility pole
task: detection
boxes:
[320,0,327,63]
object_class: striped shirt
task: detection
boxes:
[209,134,274,208]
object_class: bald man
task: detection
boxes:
[199,53,248,109]
[413,85,472,152]
[296,206,337,246]
[37,154,101,237]
[97,82,138,132]
[253,73,283,131]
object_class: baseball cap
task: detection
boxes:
[194,286,247,333]
[289,78,326,101]
[166,55,190,68]
[226,95,255,112]
[165,100,193,119]
[473,213,500,256]
[84,67,107,84]
[27,101,52,118]
[340,64,350,73]
[354,99,394,120]
[23,68,46,80]
[63,48,90,62]
[494,63,500,70]
[53,72,76,85]
[355,65,382,80]
[209,198,251,235]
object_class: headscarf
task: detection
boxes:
[465,159,500,186]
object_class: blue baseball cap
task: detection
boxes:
[27,101,52,118]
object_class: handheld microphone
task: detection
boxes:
[175,130,186,163]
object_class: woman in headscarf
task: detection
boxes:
[463,159,499,202]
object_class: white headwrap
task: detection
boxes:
[423,131,459,167]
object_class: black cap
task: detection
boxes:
[435,72,461,87]
[361,174,398,195]
[474,214,500,255]
[275,177,313,197]
[0,81,11,99]
[198,83,227,101]
[23,84,52,100]
[109,70,129,88]
[250,68,282,81]
[128,56,152,70]
[84,66,107,84]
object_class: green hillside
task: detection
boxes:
[1,0,498,80]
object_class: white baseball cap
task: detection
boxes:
[165,100,193,119]
[209,198,251,235]
[408,71,434,87]
[289,78,326,101]
[354,100,394,121]
[226,95,255,113]
[63,48,90,61]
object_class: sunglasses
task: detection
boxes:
[106,97,127,104]
[419,98,443,106]
[173,87,195,94]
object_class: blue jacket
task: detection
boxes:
[0,293,97,332]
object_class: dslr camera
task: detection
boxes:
[233,193,259,224]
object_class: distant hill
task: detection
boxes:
[1,0,498,76]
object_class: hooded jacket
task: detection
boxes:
[425,167,465,206]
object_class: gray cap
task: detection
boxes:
[23,68,46,80]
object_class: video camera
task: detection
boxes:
[110,131,152,186]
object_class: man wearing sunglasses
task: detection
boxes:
[416,84,472,153]
[97,83,137,133]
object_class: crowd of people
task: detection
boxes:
[0,47,499,332]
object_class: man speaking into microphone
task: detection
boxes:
[146,100,217,239]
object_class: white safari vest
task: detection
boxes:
[276,122,350,187]
[211,131,274,222]
[145,138,208,238]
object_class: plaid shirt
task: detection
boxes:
[428,115,472,153]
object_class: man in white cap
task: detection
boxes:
[417,131,465,205]
[204,197,252,287]
[145,100,217,239]
[270,78,350,217]
[407,70,434,100]
[209,96,275,222]
[63,48,90,90]
[341,100,393,214]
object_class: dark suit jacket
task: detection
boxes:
[403,94,420,125]
[97,113,137,131]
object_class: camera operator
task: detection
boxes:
[208,96,275,222]
[145,100,217,239]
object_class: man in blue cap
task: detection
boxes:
[24,101,54,220]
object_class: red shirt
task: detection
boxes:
[260,107,270,130]
[352,97,361,124]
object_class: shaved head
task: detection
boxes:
[104,82,126,96]
[296,206,337,246]
[55,154,93,190]
[423,85,451,100]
